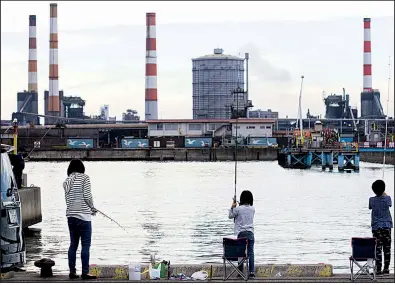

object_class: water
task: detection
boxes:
[23,161,394,274]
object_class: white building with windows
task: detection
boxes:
[147,119,274,138]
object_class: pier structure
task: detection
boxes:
[278,143,360,172]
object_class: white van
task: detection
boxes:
[1,144,25,271]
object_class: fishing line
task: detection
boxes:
[24,117,60,160]
[381,56,391,179]
[95,208,130,235]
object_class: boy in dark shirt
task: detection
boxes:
[369,180,393,275]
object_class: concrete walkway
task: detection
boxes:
[4,272,394,283]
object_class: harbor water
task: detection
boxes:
[23,161,394,274]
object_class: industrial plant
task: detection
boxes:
[2,3,394,153]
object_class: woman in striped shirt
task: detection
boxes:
[63,159,97,280]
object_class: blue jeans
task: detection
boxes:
[238,231,255,273]
[67,217,92,275]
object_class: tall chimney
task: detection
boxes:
[363,18,372,92]
[145,12,158,120]
[28,15,38,92]
[48,3,59,116]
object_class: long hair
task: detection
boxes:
[67,159,85,176]
[372,180,385,196]
[240,190,253,206]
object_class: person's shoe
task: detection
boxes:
[69,273,79,279]
[249,273,255,279]
[382,269,390,275]
[81,274,97,280]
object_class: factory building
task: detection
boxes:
[123,109,140,121]
[12,15,39,126]
[63,96,85,119]
[249,109,279,119]
[192,48,246,120]
[147,118,274,138]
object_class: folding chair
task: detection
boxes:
[349,237,377,282]
[222,237,249,281]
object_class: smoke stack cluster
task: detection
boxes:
[145,12,158,120]
[363,18,372,92]
[28,15,38,92]
[48,3,59,115]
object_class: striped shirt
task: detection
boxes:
[63,172,95,221]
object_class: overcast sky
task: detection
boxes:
[1,1,394,120]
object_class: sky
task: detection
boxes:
[1,1,395,120]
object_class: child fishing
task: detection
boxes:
[369,179,393,275]
[228,190,255,278]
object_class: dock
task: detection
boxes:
[2,263,393,283]
[278,144,360,172]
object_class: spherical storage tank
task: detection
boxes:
[192,48,245,119]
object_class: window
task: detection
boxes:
[246,126,255,129]
[260,126,265,129]
[266,125,272,129]
[234,126,240,129]
[165,123,178,130]
[189,123,202,131]
[156,123,163,130]
[208,124,216,131]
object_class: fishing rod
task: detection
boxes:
[233,89,239,207]
[382,56,391,179]
[95,208,130,235]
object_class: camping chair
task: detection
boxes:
[349,237,377,282]
[222,237,249,281]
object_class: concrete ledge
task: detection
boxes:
[89,264,333,280]
[0,271,15,279]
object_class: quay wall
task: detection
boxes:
[18,187,42,228]
[26,148,395,165]
[27,148,278,162]
[88,263,333,279]
[359,151,394,165]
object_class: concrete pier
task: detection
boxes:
[23,147,395,165]
[18,186,42,228]
[3,264,394,282]
[27,148,279,162]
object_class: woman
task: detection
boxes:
[63,159,97,280]
[228,190,255,278]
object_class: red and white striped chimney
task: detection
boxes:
[48,3,59,115]
[145,12,158,120]
[363,18,372,92]
[28,15,38,92]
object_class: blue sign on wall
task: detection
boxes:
[122,138,149,148]
[184,137,212,148]
[248,137,277,146]
[339,137,353,143]
[67,138,94,149]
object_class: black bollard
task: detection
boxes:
[34,258,55,277]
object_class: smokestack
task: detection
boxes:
[363,18,372,92]
[48,3,59,116]
[145,12,158,120]
[28,15,38,92]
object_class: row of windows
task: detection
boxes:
[154,123,203,131]
[234,125,272,129]
[153,123,230,131]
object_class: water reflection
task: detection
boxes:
[138,209,165,262]
[24,228,43,266]
[22,161,394,273]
